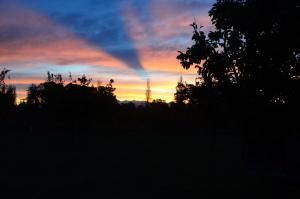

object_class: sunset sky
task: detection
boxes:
[0,0,214,102]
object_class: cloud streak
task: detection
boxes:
[37,0,146,73]
[0,2,126,70]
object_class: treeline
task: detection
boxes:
[0,69,195,134]
[0,69,16,117]
[1,71,116,116]
[24,72,117,115]
[1,67,298,136]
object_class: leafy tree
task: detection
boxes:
[95,79,117,106]
[77,74,92,86]
[25,73,118,113]
[27,84,43,106]
[177,0,300,105]
[0,68,16,115]
[0,69,10,85]
[174,76,193,104]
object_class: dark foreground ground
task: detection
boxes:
[1,107,300,198]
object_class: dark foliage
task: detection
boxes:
[176,0,300,129]
[25,73,117,118]
[0,68,16,117]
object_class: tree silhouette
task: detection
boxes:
[25,72,118,116]
[174,76,192,104]
[177,0,300,105]
[0,69,10,85]
[77,74,92,86]
[27,84,43,107]
[0,68,16,116]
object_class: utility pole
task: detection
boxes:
[145,78,151,104]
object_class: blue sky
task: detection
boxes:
[0,0,214,101]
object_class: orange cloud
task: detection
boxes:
[9,78,44,85]
[139,48,198,74]
[121,0,210,75]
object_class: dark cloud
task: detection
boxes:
[67,14,144,72]
[2,0,145,74]
[40,0,146,73]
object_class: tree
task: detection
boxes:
[0,68,16,115]
[174,76,193,104]
[77,74,92,86]
[177,0,300,105]
[96,79,117,105]
[25,73,118,114]
[27,84,43,106]
[0,69,10,85]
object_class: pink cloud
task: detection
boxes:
[120,0,209,76]
[150,0,212,38]
[0,3,126,69]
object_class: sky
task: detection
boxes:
[0,0,214,102]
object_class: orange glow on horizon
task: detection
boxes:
[12,72,197,103]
